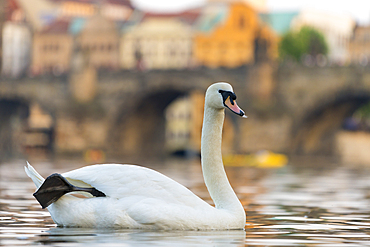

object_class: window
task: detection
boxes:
[239,16,245,29]
[219,42,227,54]
[237,42,244,50]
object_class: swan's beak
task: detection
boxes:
[224,96,247,118]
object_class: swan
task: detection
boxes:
[25,82,247,230]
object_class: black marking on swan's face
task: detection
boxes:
[219,90,237,107]
[218,89,246,117]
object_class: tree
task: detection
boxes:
[278,26,328,62]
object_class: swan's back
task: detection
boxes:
[44,164,229,229]
[62,164,209,208]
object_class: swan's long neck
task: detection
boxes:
[201,105,244,215]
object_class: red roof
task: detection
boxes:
[142,8,201,25]
[106,0,132,8]
[48,0,132,8]
[41,18,70,33]
[6,0,21,21]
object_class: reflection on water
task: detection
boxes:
[2,157,370,246]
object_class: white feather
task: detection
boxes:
[25,161,44,189]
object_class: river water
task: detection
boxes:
[1,157,370,246]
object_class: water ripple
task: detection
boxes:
[2,158,370,246]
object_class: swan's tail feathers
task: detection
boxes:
[24,161,45,189]
[33,173,106,209]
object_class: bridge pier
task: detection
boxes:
[0,100,29,160]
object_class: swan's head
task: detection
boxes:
[205,82,247,118]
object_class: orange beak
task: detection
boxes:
[224,96,247,118]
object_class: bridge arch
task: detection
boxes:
[0,98,29,159]
[292,90,370,155]
[110,88,188,157]
[0,95,57,159]
[109,87,237,158]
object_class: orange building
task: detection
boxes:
[194,2,277,68]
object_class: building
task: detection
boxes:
[58,1,96,18]
[76,13,119,69]
[208,0,268,13]
[0,0,7,70]
[120,16,194,70]
[165,96,193,154]
[101,0,133,22]
[348,25,370,66]
[15,0,59,31]
[31,19,73,75]
[165,91,235,155]
[23,103,54,156]
[256,24,278,62]
[290,9,355,64]
[194,2,277,68]
[259,11,299,35]
[1,2,33,78]
[53,0,133,22]
[244,0,267,13]
[1,20,31,78]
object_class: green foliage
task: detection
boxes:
[278,26,328,62]
[354,102,370,119]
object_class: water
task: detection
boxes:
[2,157,370,246]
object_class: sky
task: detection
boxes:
[131,0,370,24]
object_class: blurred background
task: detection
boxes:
[1,0,370,165]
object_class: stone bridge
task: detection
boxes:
[1,64,370,159]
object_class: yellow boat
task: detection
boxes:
[223,150,288,168]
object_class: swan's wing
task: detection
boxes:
[61,164,208,208]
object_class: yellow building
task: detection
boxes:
[194,2,277,68]
[348,25,370,65]
[165,91,235,155]
[165,96,193,153]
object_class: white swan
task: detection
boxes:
[25,82,247,230]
